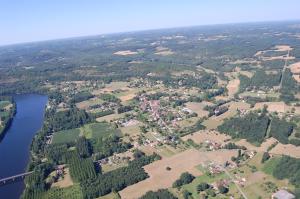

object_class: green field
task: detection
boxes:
[262,156,281,175]
[52,128,81,144]
[182,171,229,198]
[81,122,120,139]
[52,122,119,144]
[44,184,83,199]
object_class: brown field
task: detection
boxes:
[119,93,136,102]
[92,81,130,94]
[172,70,195,77]
[293,74,300,83]
[203,101,250,129]
[154,50,174,56]
[253,102,289,113]
[185,102,209,117]
[227,78,240,98]
[51,168,73,188]
[235,138,300,158]
[76,97,102,109]
[182,130,231,145]
[289,62,300,73]
[273,45,293,51]
[289,61,300,82]
[235,138,278,152]
[230,59,259,65]
[239,70,254,78]
[113,50,138,56]
[120,123,141,137]
[96,112,126,122]
[154,46,175,55]
[261,55,295,61]
[269,143,300,158]
[119,149,237,199]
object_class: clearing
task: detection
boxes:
[113,50,138,56]
[51,168,74,188]
[182,130,231,145]
[185,102,209,117]
[119,149,237,199]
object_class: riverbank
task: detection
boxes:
[0,94,47,199]
[0,97,16,141]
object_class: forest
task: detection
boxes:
[218,111,270,144]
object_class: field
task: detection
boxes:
[96,112,127,122]
[119,149,237,199]
[185,102,209,117]
[269,143,300,158]
[253,102,289,113]
[52,128,81,144]
[181,171,231,198]
[203,101,250,129]
[235,154,294,199]
[44,184,83,199]
[51,168,74,188]
[81,122,118,139]
[113,50,138,56]
[227,78,240,98]
[52,122,117,144]
[76,97,103,109]
[182,130,231,145]
[289,61,300,83]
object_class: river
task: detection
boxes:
[0,94,48,199]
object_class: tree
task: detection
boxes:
[218,185,229,194]
[197,182,210,192]
[172,172,195,188]
[261,152,270,163]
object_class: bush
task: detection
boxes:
[197,182,210,192]
[172,172,195,188]
[140,189,177,199]
[218,185,229,194]
[261,152,270,163]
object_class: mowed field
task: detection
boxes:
[227,78,240,98]
[235,137,300,158]
[119,149,237,199]
[182,130,231,145]
[203,101,250,129]
[289,61,300,83]
[52,122,118,144]
[185,102,209,117]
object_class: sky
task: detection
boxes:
[0,0,300,46]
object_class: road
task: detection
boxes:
[279,50,290,89]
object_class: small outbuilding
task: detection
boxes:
[272,190,295,199]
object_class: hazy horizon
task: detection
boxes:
[1,0,300,46]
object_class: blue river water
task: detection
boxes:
[0,94,47,199]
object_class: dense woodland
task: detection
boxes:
[218,111,270,144]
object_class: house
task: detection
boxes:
[272,190,295,199]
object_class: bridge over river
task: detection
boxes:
[0,172,33,186]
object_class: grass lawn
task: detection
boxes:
[96,192,120,199]
[101,162,128,173]
[182,172,229,198]
[228,154,294,199]
[239,91,280,99]
[81,122,120,139]
[262,156,281,175]
[52,128,80,144]
[120,123,141,137]
[96,112,127,122]
[52,122,119,144]
[45,183,83,199]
